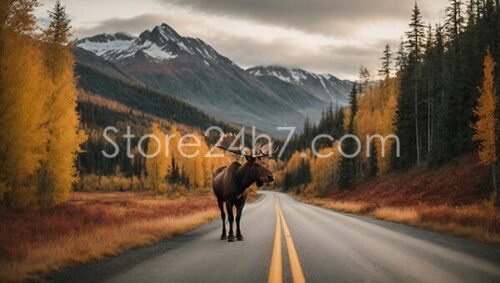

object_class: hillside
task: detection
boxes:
[322,155,491,206]
[75,24,352,134]
[75,64,226,131]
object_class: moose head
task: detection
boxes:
[217,133,276,187]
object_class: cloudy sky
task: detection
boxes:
[36,0,448,80]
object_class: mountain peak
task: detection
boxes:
[149,23,182,42]
[76,22,235,65]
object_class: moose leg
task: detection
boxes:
[226,202,235,242]
[236,202,245,241]
[217,198,226,240]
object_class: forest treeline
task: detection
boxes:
[0,0,241,209]
[277,0,500,204]
[77,92,236,194]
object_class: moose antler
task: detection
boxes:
[217,133,249,156]
[255,143,278,158]
[217,133,278,158]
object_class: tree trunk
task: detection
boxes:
[415,82,420,165]
[494,163,499,206]
[428,76,433,155]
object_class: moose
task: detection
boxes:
[212,134,275,242]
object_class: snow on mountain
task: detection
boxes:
[75,32,136,59]
[249,66,337,90]
[76,24,232,65]
[74,23,352,134]
[247,65,351,104]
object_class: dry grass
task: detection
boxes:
[371,207,420,224]
[0,192,218,282]
[302,154,500,245]
[301,197,500,245]
[303,198,371,214]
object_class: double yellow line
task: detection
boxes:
[268,200,306,283]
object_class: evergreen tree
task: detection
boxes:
[446,0,466,39]
[406,1,426,58]
[394,1,426,169]
[169,155,180,184]
[338,84,359,189]
[395,38,408,74]
[379,44,392,81]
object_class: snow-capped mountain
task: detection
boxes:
[75,32,135,58]
[247,66,351,105]
[76,24,232,65]
[74,23,351,134]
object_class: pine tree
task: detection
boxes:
[471,49,498,204]
[395,38,408,74]
[38,1,85,207]
[446,0,466,39]
[406,1,426,59]
[394,1,426,169]
[379,44,392,81]
[170,155,180,184]
[467,0,477,25]
[338,84,358,189]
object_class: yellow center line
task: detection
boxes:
[277,200,306,283]
[268,201,283,283]
[268,199,306,283]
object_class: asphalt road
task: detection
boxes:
[48,192,500,283]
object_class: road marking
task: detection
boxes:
[277,200,306,283]
[268,201,283,283]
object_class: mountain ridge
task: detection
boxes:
[75,23,352,134]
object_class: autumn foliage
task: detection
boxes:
[275,78,398,195]
[472,49,497,167]
[0,1,85,208]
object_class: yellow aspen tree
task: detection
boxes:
[38,1,86,207]
[472,49,498,203]
[200,139,214,188]
[0,0,50,208]
[145,123,168,193]
[193,133,207,188]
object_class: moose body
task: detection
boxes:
[212,134,275,242]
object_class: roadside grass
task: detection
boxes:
[300,197,500,245]
[0,192,218,282]
[298,154,500,245]
[371,206,420,224]
[303,198,372,214]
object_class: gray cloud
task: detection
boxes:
[75,14,168,37]
[74,12,402,79]
[202,32,399,79]
[159,0,429,36]
[71,0,448,79]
